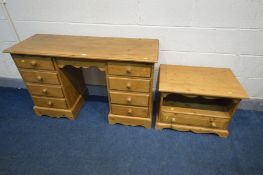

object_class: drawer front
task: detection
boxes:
[161,112,229,129]
[111,104,148,118]
[13,55,55,70]
[110,91,149,107]
[32,96,68,109]
[20,70,60,85]
[108,62,151,78]
[108,77,150,93]
[27,83,64,98]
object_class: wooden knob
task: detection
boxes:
[42,88,48,94]
[171,118,176,123]
[126,83,131,89]
[127,97,132,103]
[126,67,131,73]
[127,109,132,115]
[36,76,43,81]
[47,101,53,107]
[31,60,37,66]
[211,121,216,127]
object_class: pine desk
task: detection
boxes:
[3,34,159,128]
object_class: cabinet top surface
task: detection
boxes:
[3,34,159,63]
[159,64,249,99]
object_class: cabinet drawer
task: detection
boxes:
[27,83,64,98]
[108,62,151,78]
[161,111,229,129]
[108,77,150,93]
[110,91,149,107]
[111,104,148,118]
[32,96,68,109]
[20,70,60,85]
[13,55,55,70]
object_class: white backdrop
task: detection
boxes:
[0,0,263,99]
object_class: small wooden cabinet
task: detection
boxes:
[156,64,249,137]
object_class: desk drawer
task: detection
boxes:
[13,55,54,70]
[32,96,68,109]
[111,104,148,118]
[20,70,60,85]
[108,62,151,78]
[110,91,149,107]
[161,111,229,129]
[27,83,64,98]
[108,77,150,93]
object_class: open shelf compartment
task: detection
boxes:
[161,93,238,119]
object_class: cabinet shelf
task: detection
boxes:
[162,94,234,119]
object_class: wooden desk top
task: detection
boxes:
[3,34,159,63]
[159,64,249,99]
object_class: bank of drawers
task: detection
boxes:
[13,55,68,110]
[108,62,152,118]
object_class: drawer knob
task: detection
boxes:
[127,109,133,115]
[31,60,37,66]
[42,88,48,94]
[47,101,53,107]
[127,97,132,103]
[126,67,132,73]
[36,76,43,81]
[171,118,176,123]
[211,121,216,127]
[126,83,131,89]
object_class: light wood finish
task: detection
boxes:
[32,96,68,109]
[34,95,85,120]
[27,83,64,98]
[106,60,154,128]
[20,70,60,85]
[111,104,148,118]
[13,55,55,70]
[159,64,249,99]
[161,111,229,129]
[162,103,231,119]
[4,34,159,63]
[110,91,149,107]
[108,77,150,93]
[56,58,106,71]
[156,64,248,137]
[3,34,158,124]
[108,113,151,128]
[108,62,152,78]
[155,119,229,138]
